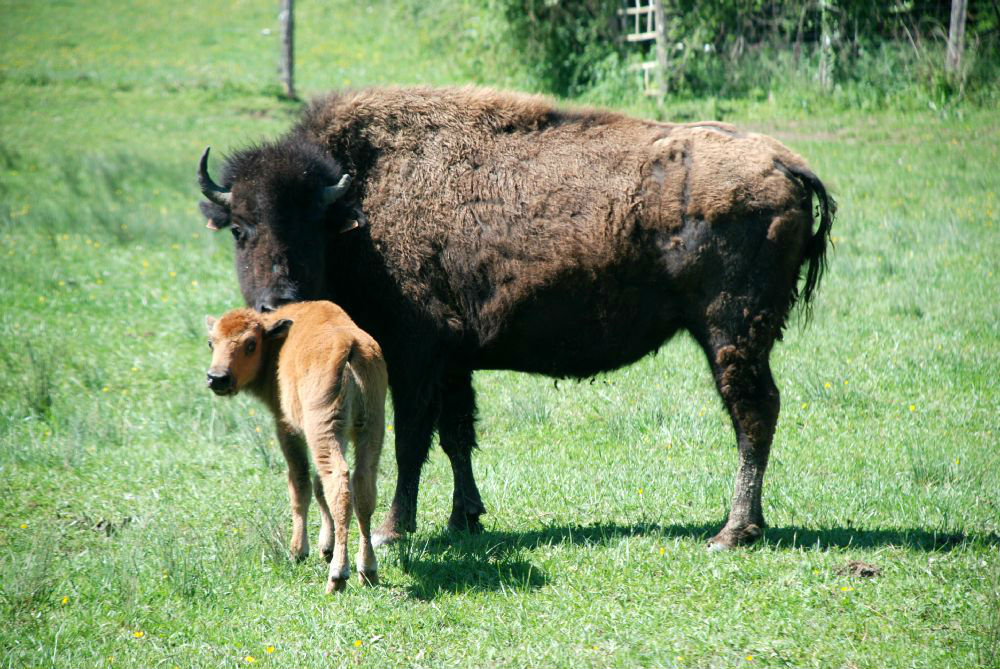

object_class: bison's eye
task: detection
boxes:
[245,339,256,355]
[231,226,243,242]
[208,340,214,351]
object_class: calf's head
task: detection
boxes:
[204,309,291,395]
[197,141,362,312]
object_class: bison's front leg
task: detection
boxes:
[701,332,780,550]
[438,370,486,534]
[372,389,438,547]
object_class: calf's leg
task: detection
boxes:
[438,370,486,534]
[276,427,311,561]
[352,420,384,585]
[304,411,353,593]
[313,472,335,563]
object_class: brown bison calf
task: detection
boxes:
[204,301,387,592]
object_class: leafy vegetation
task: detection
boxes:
[491,0,1000,108]
[1,1,998,667]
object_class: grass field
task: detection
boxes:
[2,1,999,667]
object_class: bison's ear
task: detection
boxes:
[264,319,292,341]
[205,315,217,334]
[200,201,231,230]
[336,206,369,234]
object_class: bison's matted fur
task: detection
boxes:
[198,86,834,550]
[205,301,387,592]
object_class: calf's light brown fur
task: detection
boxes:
[205,301,387,592]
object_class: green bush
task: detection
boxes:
[487,0,1000,110]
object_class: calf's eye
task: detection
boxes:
[208,340,214,350]
[245,340,256,355]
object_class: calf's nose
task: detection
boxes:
[206,370,234,393]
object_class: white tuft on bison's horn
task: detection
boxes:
[322,174,352,205]
[198,147,232,208]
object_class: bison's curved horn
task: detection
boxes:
[322,174,352,205]
[198,147,232,208]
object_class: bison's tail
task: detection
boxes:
[780,161,836,310]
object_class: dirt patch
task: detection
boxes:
[837,560,882,578]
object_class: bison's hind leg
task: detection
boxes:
[697,309,781,551]
[690,211,807,550]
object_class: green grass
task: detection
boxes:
[1,1,999,667]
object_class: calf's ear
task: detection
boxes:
[204,315,217,334]
[200,201,231,230]
[264,319,292,340]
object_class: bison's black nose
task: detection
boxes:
[258,302,276,313]
[206,370,234,394]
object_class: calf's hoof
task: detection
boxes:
[371,527,404,548]
[326,578,348,594]
[321,547,334,564]
[707,523,763,551]
[358,570,379,587]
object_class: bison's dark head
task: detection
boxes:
[197,141,361,312]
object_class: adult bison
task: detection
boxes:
[197,86,834,550]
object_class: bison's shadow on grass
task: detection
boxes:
[390,520,999,599]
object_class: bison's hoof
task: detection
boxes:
[326,578,348,594]
[321,547,334,564]
[707,523,763,551]
[447,512,484,535]
[358,570,379,587]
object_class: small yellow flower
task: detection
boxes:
[244,656,255,664]
[38,296,46,303]
[843,380,848,386]
[909,404,916,412]
[102,386,110,393]
[133,630,145,638]
[265,646,275,654]
[801,402,808,409]
[61,596,69,605]
[954,458,960,465]
[58,280,65,287]
[823,382,831,390]
[638,487,643,495]
[169,271,177,278]
[746,655,754,661]
[659,547,665,556]
[131,367,138,373]
[191,280,198,287]
[19,523,27,529]
[354,640,362,648]
[840,586,854,592]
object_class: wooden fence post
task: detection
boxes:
[946,0,967,78]
[279,0,296,99]
[652,0,669,98]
